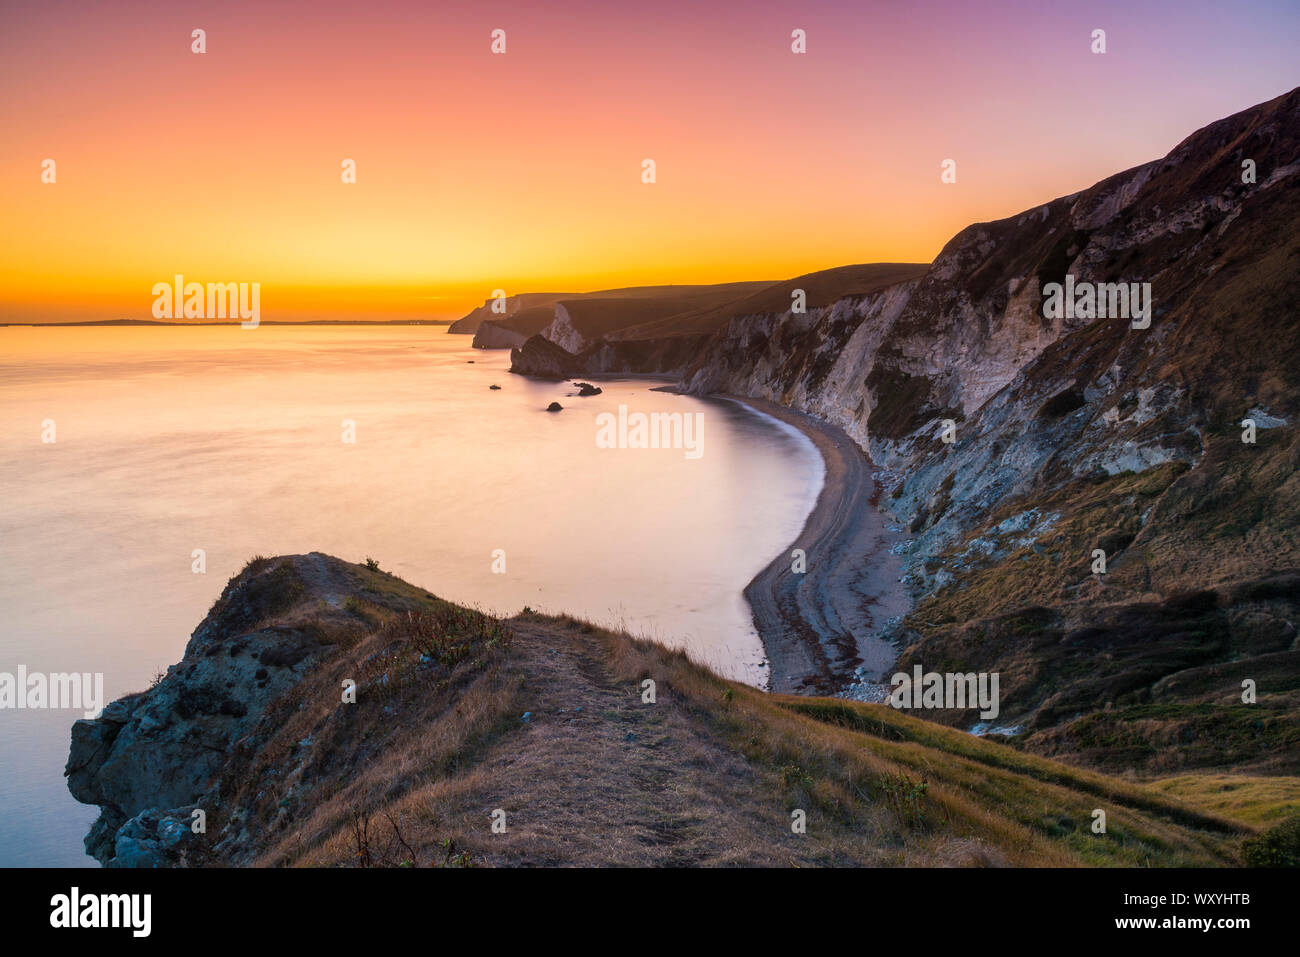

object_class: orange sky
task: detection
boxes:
[1,0,1296,322]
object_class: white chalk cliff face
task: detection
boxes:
[541,303,587,353]
[680,282,916,450]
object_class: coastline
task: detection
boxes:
[723,394,910,695]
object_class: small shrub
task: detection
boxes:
[879,773,930,829]
[780,764,813,788]
[1242,814,1300,867]
[381,605,512,670]
[440,838,474,868]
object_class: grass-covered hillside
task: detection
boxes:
[69,555,1299,867]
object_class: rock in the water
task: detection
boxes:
[574,382,602,396]
[546,402,563,412]
[489,384,501,390]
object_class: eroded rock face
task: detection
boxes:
[510,334,581,379]
[66,557,334,865]
[471,321,528,349]
[680,281,918,450]
[65,554,528,868]
[105,807,204,868]
[541,303,586,353]
[510,331,711,379]
[449,292,576,336]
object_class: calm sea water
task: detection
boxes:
[0,326,822,866]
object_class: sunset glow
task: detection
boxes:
[2,0,1297,321]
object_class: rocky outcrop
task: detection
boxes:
[510,334,582,379]
[447,302,496,335]
[448,292,576,336]
[510,331,712,379]
[680,281,918,449]
[470,320,528,349]
[64,554,429,866]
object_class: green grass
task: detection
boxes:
[1148,774,1300,828]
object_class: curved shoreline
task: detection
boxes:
[722,395,910,695]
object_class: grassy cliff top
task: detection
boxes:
[99,553,1296,868]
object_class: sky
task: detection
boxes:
[1,0,1297,322]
